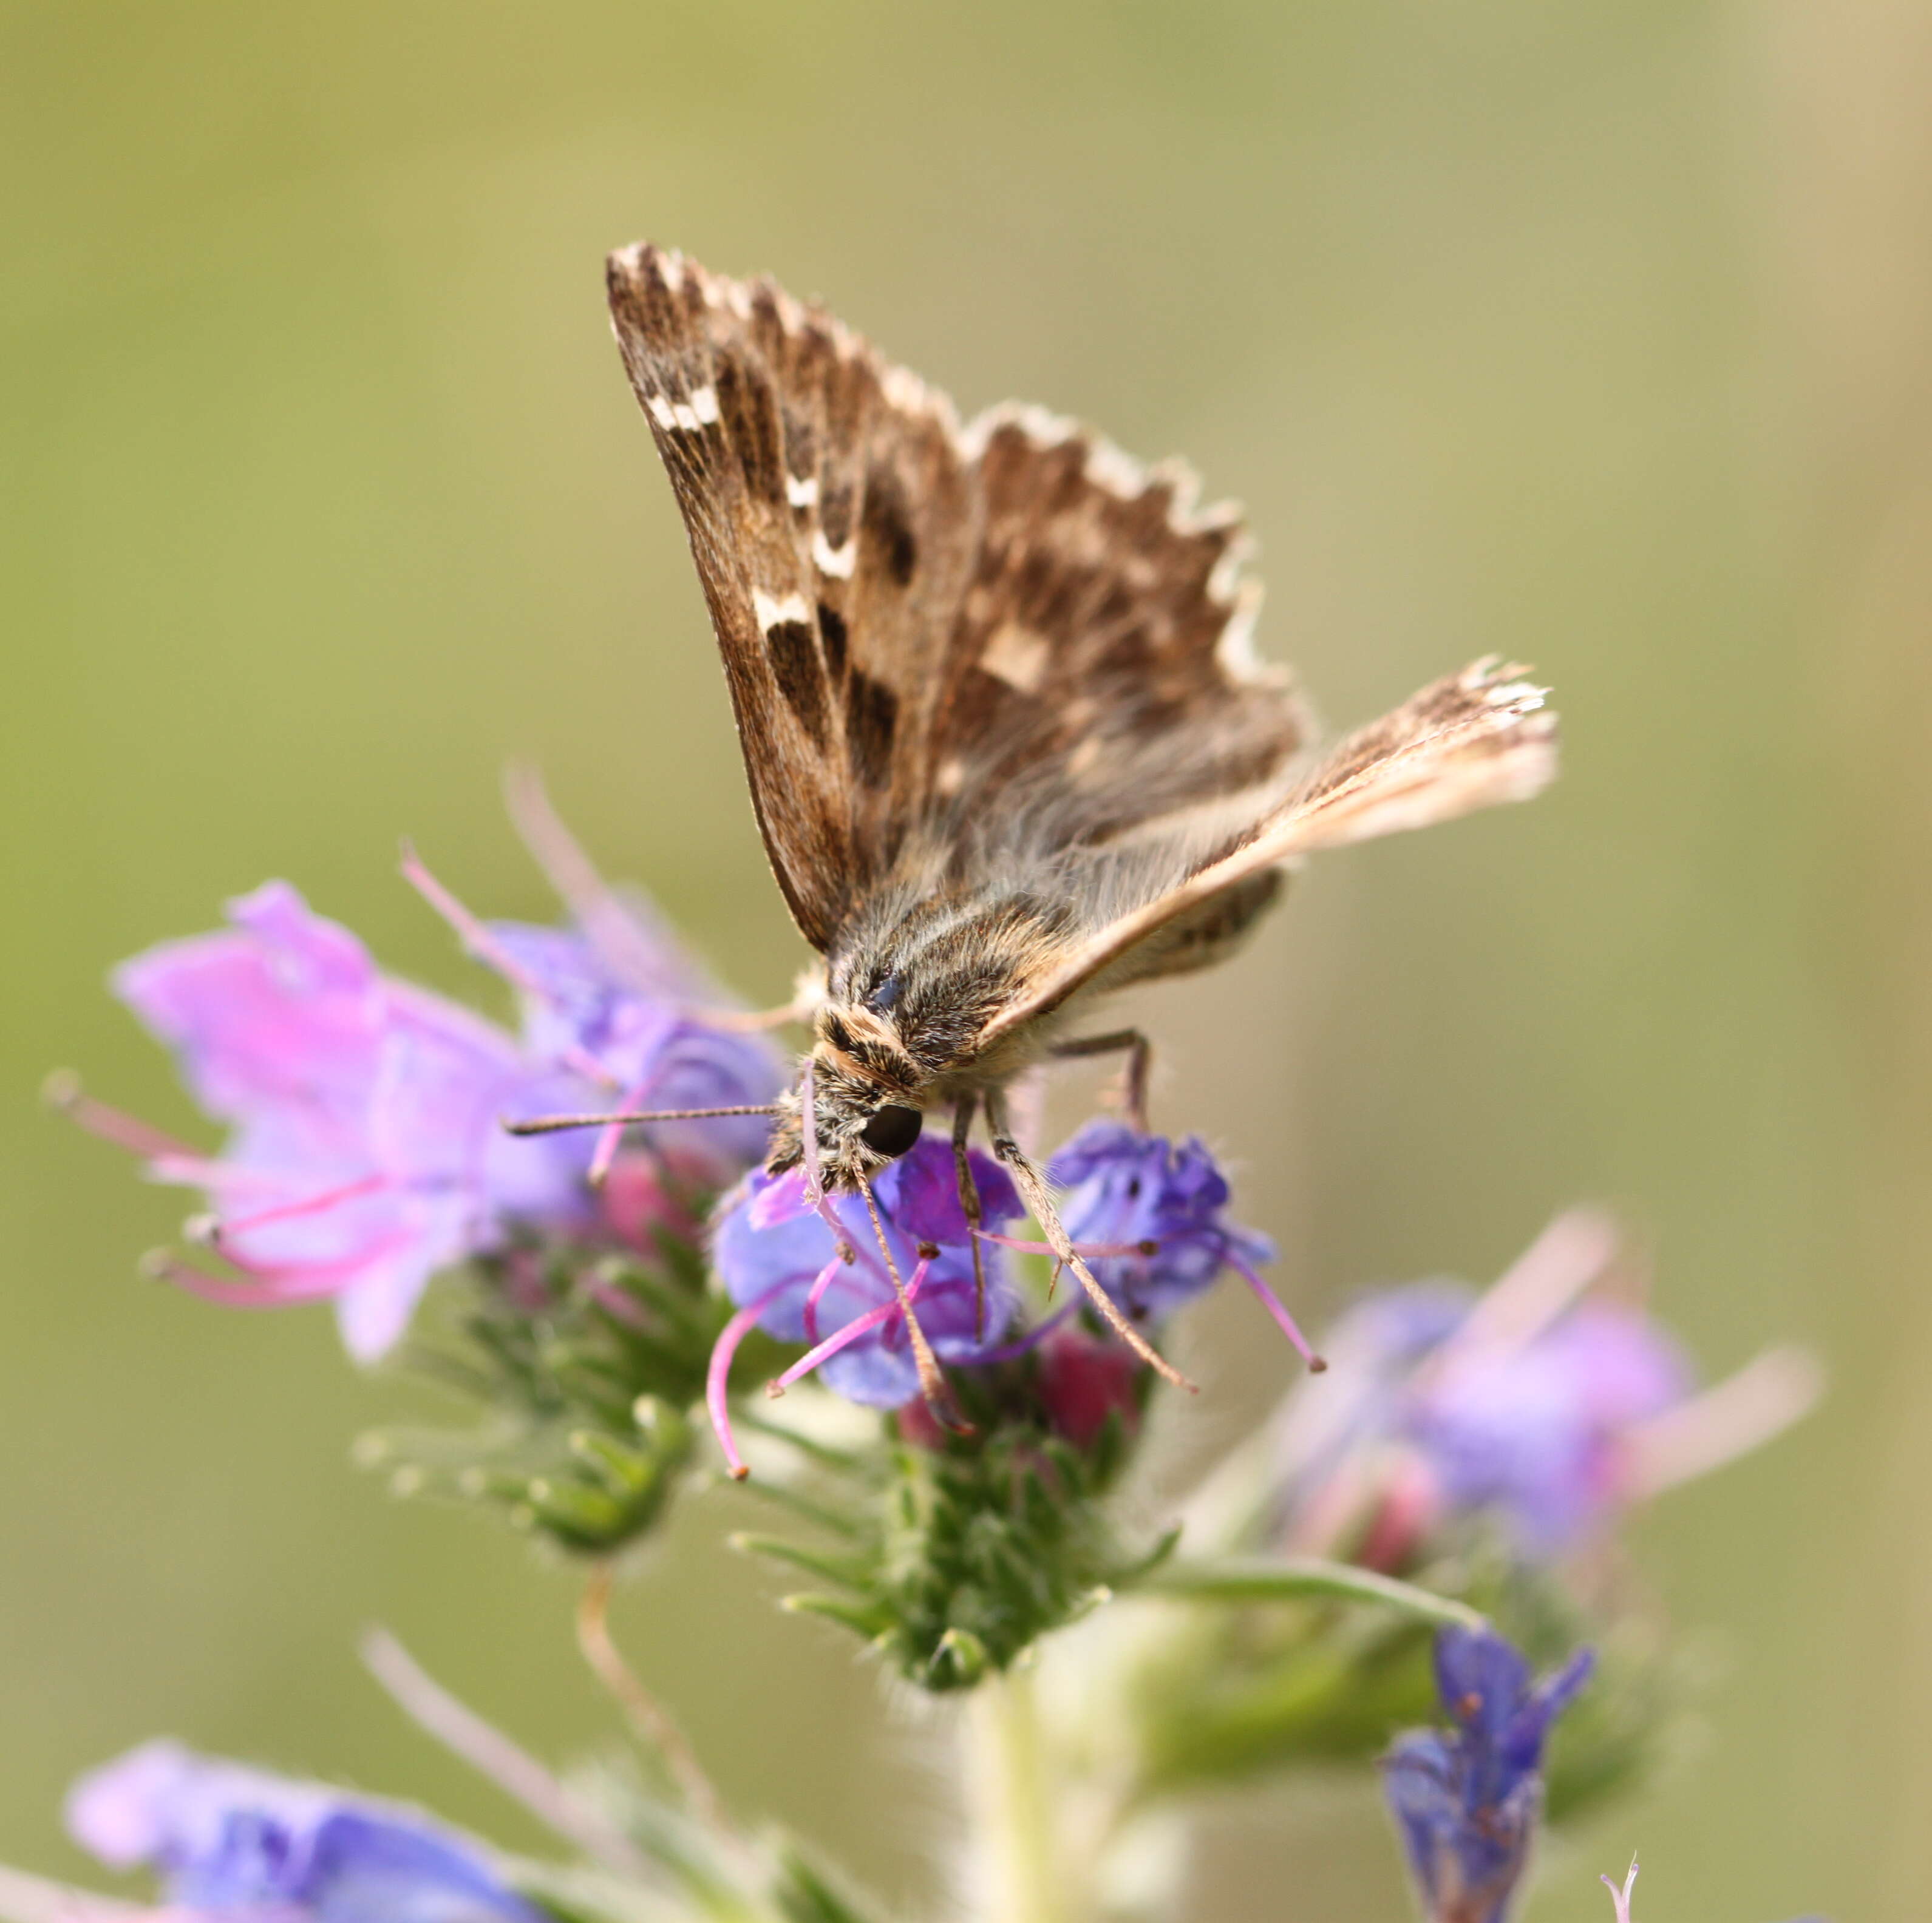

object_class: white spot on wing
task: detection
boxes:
[752,587,812,633]
[648,390,715,435]
[786,473,820,509]
[812,532,857,579]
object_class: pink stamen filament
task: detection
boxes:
[401,843,560,1001]
[142,1234,417,1305]
[504,764,678,998]
[801,1252,845,1345]
[1226,1249,1327,1372]
[768,1257,931,1396]
[46,1075,200,1162]
[588,1076,653,1188]
[706,1281,791,1480]
[208,1172,391,1240]
[400,843,620,1090]
[145,1156,322,1193]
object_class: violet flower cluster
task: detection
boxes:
[73,849,1310,1482]
[30,802,1828,1923]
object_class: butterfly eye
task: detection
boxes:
[859,1104,923,1158]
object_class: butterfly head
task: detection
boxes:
[763,1003,930,1190]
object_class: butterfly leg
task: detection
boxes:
[951,1094,991,1340]
[983,1088,1195,1394]
[1049,1028,1152,1132]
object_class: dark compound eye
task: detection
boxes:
[859,1104,923,1158]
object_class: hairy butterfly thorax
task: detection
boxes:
[762,884,1087,1186]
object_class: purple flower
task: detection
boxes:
[486,918,780,1182]
[1274,1212,1818,1562]
[1381,1627,1593,1923]
[66,1740,545,1922]
[93,874,781,1362]
[1404,1297,1691,1556]
[1046,1122,1321,1366]
[710,1138,1024,1416]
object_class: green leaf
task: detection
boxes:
[1142,1557,1488,1629]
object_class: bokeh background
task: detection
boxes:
[3,2,1926,1916]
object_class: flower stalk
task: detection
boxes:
[965,1668,1075,1923]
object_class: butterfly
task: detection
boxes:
[517,243,1556,1414]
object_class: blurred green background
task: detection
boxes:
[2,1,1923,1916]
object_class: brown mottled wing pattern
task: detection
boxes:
[607,243,976,951]
[606,243,1309,949]
[917,405,1307,849]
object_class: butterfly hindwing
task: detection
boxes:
[975,657,1557,1040]
[922,405,1310,851]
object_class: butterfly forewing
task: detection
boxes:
[607,244,1315,962]
[608,245,980,949]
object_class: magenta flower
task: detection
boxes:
[66,1739,545,1921]
[86,874,781,1362]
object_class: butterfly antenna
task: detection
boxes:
[984,1095,1196,1394]
[504,1105,779,1137]
[857,1175,973,1435]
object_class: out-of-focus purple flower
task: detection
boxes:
[1381,1627,1593,1923]
[1404,1293,1692,1557]
[89,873,781,1362]
[486,920,780,1182]
[66,1740,545,1922]
[710,1138,1023,1417]
[1046,1122,1321,1366]
[1275,1212,1820,1562]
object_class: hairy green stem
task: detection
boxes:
[965,1668,1077,1923]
